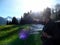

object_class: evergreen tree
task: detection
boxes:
[12,17,18,25]
[20,17,25,25]
[6,20,9,25]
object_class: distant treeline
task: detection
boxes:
[7,17,20,25]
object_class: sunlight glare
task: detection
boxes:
[23,0,52,12]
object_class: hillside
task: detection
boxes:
[0,17,6,25]
[0,25,42,45]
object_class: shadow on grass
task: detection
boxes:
[10,35,36,45]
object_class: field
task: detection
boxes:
[0,25,42,45]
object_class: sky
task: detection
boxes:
[0,0,60,18]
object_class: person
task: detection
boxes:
[52,20,60,45]
[41,18,55,45]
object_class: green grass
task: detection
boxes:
[0,34,18,45]
[0,25,42,45]
[0,25,14,30]
[0,27,19,36]
[0,25,21,45]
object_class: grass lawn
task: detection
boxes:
[0,25,42,45]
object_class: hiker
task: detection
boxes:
[52,20,60,45]
[41,18,54,45]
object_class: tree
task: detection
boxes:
[43,7,51,18]
[42,7,51,23]
[54,4,60,20]
[6,20,12,25]
[55,4,60,12]
[8,21,12,25]
[12,17,18,25]
[19,17,24,25]
[6,20,9,25]
[56,10,60,20]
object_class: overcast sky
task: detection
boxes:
[0,0,60,18]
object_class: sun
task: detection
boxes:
[23,0,52,12]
